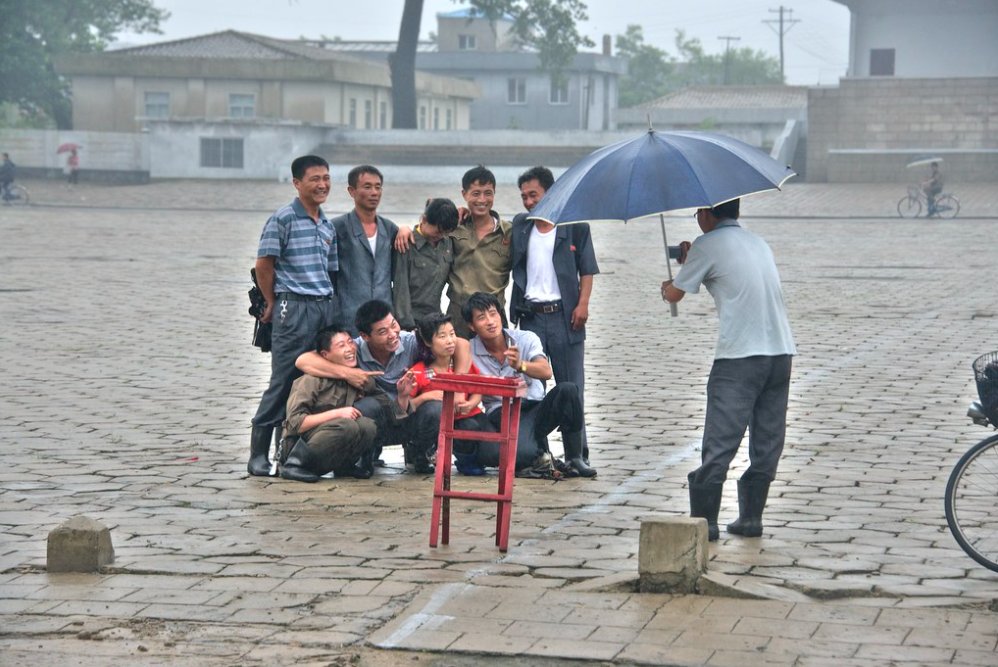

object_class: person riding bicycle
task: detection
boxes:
[921,161,944,217]
[0,152,16,202]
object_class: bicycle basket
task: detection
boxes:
[972,351,998,426]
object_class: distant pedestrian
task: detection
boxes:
[662,199,795,541]
[66,149,79,185]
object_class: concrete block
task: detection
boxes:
[47,516,114,573]
[638,517,707,594]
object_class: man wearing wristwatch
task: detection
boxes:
[462,291,595,477]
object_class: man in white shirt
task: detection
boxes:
[662,199,795,541]
[510,166,598,477]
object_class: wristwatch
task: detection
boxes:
[519,361,527,373]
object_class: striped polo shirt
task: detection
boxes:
[257,198,339,296]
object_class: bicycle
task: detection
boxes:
[1,182,30,206]
[944,351,998,573]
[897,185,958,219]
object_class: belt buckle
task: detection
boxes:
[543,304,556,313]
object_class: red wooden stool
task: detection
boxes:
[427,372,526,552]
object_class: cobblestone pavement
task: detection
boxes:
[1,178,997,665]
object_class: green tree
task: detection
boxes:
[615,25,674,107]
[391,0,593,129]
[670,30,783,88]
[615,28,783,108]
[0,0,167,129]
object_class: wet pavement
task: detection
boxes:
[1,177,997,665]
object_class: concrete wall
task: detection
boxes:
[840,0,998,78]
[807,77,998,182]
[144,120,328,179]
[0,129,149,183]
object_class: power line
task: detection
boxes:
[764,5,800,80]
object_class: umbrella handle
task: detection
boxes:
[660,215,678,317]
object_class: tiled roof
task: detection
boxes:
[306,40,437,54]
[639,85,809,110]
[111,30,369,64]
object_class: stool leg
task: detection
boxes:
[430,391,456,548]
[497,397,521,552]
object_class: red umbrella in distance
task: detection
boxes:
[56,142,81,154]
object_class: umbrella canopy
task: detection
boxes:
[56,142,81,154]
[529,130,796,225]
[906,156,943,168]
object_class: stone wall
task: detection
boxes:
[807,77,998,182]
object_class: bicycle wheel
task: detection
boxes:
[897,195,921,218]
[945,433,998,572]
[7,184,29,206]
[934,194,959,219]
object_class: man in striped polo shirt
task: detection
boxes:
[249,155,342,476]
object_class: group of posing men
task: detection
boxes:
[248,155,599,484]
[248,153,797,543]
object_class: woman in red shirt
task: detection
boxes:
[408,312,489,475]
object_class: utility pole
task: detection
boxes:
[764,6,800,81]
[718,35,741,84]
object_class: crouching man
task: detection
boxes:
[280,324,413,482]
[463,292,596,477]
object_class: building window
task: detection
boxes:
[458,34,477,50]
[549,77,569,105]
[869,48,895,76]
[144,91,170,117]
[507,78,526,105]
[379,101,387,129]
[364,100,373,129]
[446,108,453,130]
[433,107,440,130]
[200,138,244,169]
[349,99,357,127]
[419,105,427,129]
[228,94,255,118]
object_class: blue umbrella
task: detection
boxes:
[529,129,796,225]
[528,129,796,315]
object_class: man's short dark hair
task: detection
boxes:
[355,299,393,335]
[424,198,459,233]
[517,166,554,191]
[291,155,329,180]
[462,165,495,191]
[710,199,740,220]
[348,164,384,188]
[461,291,507,327]
[315,323,349,353]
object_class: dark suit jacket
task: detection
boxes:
[331,210,398,333]
[510,212,599,344]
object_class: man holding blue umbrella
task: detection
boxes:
[662,199,795,541]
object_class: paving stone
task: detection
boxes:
[4,185,998,664]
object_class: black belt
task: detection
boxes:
[276,292,333,302]
[527,300,562,314]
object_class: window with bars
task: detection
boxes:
[200,138,244,169]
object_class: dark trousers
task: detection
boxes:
[690,355,792,486]
[354,395,443,458]
[299,417,378,476]
[521,309,588,452]
[481,382,583,469]
[252,295,338,428]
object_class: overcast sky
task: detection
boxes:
[115,0,851,85]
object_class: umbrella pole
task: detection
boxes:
[659,214,679,317]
